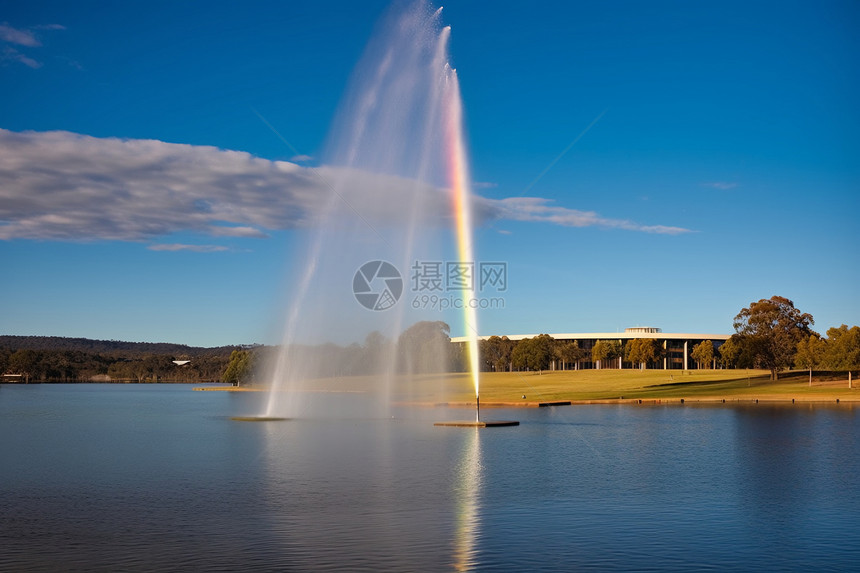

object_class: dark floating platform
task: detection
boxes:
[434,420,519,427]
[230,416,290,422]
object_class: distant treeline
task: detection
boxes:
[5,298,857,384]
[0,322,461,384]
[0,335,245,383]
[222,321,462,385]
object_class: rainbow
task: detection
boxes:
[445,67,481,408]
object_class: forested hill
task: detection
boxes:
[0,335,239,356]
[0,336,256,383]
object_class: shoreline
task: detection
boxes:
[189,388,859,407]
[415,395,859,408]
[190,371,860,406]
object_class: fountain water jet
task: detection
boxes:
[240,1,514,426]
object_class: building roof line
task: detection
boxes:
[451,332,731,343]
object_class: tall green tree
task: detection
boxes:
[555,340,587,370]
[7,349,40,383]
[691,340,714,370]
[732,295,815,380]
[592,340,621,369]
[718,335,755,369]
[511,334,554,373]
[795,334,826,386]
[222,349,254,386]
[397,321,451,374]
[480,335,515,372]
[625,338,663,370]
[823,325,860,369]
[823,324,860,388]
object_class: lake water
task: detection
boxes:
[1,384,858,572]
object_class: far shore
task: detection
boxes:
[191,368,859,406]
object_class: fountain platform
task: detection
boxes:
[230,416,289,422]
[434,420,519,427]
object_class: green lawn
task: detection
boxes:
[269,368,857,404]
[393,369,859,403]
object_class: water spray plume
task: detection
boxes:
[258,1,484,421]
[444,69,481,412]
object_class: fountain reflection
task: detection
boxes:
[452,427,483,571]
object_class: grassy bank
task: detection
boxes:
[243,368,858,405]
[452,369,858,404]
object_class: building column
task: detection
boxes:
[663,340,667,370]
[683,340,689,371]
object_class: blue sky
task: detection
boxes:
[1,0,858,347]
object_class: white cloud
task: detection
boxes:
[289,154,314,162]
[0,22,65,69]
[479,197,692,235]
[0,23,40,47]
[2,46,42,68]
[209,225,270,238]
[0,129,324,241]
[0,128,691,243]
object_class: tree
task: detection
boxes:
[480,335,514,372]
[592,340,621,369]
[131,359,150,383]
[625,338,663,370]
[823,324,860,388]
[718,335,757,369]
[554,341,587,370]
[510,340,528,371]
[222,349,254,386]
[0,347,11,376]
[7,349,40,383]
[795,334,826,386]
[142,354,174,382]
[732,295,815,380]
[823,325,860,369]
[511,334,554,373]
[397,321,451,374]
[691,340,714,370]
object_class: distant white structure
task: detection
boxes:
[451,327,730,370]
[172,360,191,366]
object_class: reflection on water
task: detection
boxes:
[1,386,859,571]
[452,428,482,571]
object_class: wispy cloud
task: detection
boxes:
[2,46,42,68]
[0,129,691,243]
[478,197,692,235]
[701,181,738,190]
[0,22,65,68]
[289,154,314,162]
[147,244,230,253]
[209,225,270,238]
[0,23,40,47]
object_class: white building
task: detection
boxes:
[451,327,730,370]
